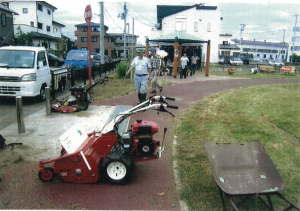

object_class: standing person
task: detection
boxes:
[180,53,189,79]
[126,48,152,104]
[150,48,163,93]
[191,53,199,76]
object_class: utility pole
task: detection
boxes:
[99,2,105,66]
[240,24,245,56]
[123,2,127,61]
[280,29,286,60]
[132,18,134,57]
[291,14,299,63]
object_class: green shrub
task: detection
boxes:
[116,62,131,78]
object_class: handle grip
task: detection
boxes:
[165,97,176,101]
[167,105,178,109]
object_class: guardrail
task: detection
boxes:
[50,60,120,100]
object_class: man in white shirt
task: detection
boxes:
[180,53,189,79]
[126,48,152,103]
[190,53,199,76]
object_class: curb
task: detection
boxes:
[173,135,189,211]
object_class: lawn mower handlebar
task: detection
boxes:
[165,97,176,101]
[166,105,178,109]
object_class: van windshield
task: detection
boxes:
[66,51,88,61]
[0,50,35,68]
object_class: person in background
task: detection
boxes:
[190,53,199,76]
[126,48,152,104]
[166,58,173,75]
[180,53,189,79]
[150,48,163,93]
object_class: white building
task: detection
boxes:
[288,36,300,62]
[237,39,289,60]
[151,4,221,63]
[4,1,65,53]
[219,34,240,56]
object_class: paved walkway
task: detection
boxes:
[1,74,299,210]
[91,76,300,210]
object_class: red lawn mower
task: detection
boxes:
[38,95,178,184]
[51,77,112,113]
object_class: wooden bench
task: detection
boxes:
[227,67,235,74]
[259,65,276,73]
[280,66,295,74]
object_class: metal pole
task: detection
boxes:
[131,18,134,83]
[205,40,211,77]
[16,96,25,133]
[173,36,178,78]
[123,2,127,61]
[100,2,105,71]
[292,15,298,63]
[281,29,285,60]
[88,22,92,88]
[46,87,51,116]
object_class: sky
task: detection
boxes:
[46,0,300,45]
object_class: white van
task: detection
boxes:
[0,46,51,101]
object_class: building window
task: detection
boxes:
[91,37,97,42]
[30,21,34,27]
[175,16,186,32]
[264,54,266,58]
[1,13,6,27]
[91,26,100,32]
[95,48,100,53]
[38,22,43,29]
[207,22,211,32]
[23,8,28,13]
[81,37,87,42]
[37,4,43,12]
[46,26,50,31]
[47,9,51,15]
[223,41,228,45]
[194,22,198,32]
[81,27,87,32]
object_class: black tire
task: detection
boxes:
[101,152,134,185]
[38,167,54,182]
[39,85,46,101]
[78,100,89,111]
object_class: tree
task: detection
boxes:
[291,53,298,63]
[15,26,33,46]
[67,38,72,52]
[56,38,67,57]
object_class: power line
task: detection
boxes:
[104,7,123,31]
[127,13,154,28]
[104,10,116,32]
[126,2,155,26]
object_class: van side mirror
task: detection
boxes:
[38,61,43,69]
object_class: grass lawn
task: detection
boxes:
[92,71,176,101]
[196,69,300,79]
[175,83,300,210]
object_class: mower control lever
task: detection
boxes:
[165,97,176,101]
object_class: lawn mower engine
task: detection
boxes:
[113,119,160,158]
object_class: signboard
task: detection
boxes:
[84,5,92,23]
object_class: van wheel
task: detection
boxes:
[38,85,46,101]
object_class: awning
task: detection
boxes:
[149,31,207,44]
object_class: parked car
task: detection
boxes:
[219,56,224,64]
[47,53,64,67]
[251,56,260,62]
[241,56,250,64]
[64,50,97,78]
[230,57,243,65]
[92,54,111,65]
[0,46,51,101]
[274,59,284,66]
[268,59,276,66]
